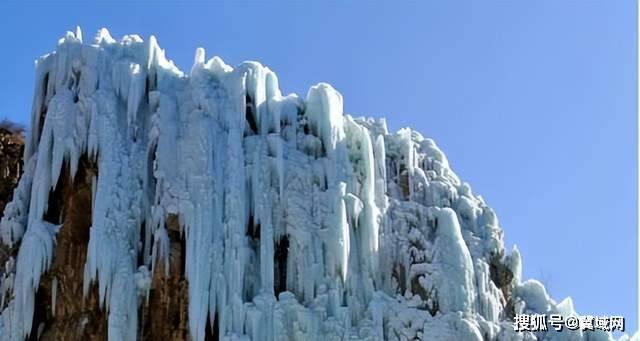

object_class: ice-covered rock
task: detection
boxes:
[0,28,632,341]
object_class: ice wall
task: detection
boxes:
[0,29,630,341]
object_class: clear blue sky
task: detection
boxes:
[0,0,636,334]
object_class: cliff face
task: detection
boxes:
[0,124,23,216]
[24,158,189,341]
[0,29,624,341]
[1,131,190,341]
[0,125,23,307]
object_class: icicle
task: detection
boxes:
[432,208,475,313]
[305,83,345,158]
[191,47,206,76]
[373,134,387,207]
[507,245,522,285]
[127,63,145,135]
[75,26,83,43]
[13,219,59,339]
[337,183,350,282]
[152,227,170,278]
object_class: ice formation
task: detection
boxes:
[0,28,634,341]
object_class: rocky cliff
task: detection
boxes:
[0,122,24,216]
[0,28,629,341]
[0,123,23,309]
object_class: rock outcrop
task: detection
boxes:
[0,29,629,341]
[0,122,24,216]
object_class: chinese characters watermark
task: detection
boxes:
[514,314,624,332]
